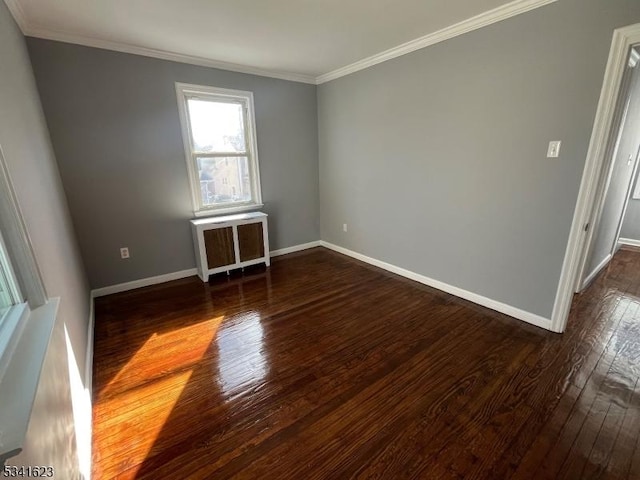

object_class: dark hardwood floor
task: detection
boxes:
[92,246,640,479]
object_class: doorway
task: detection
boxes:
[551,24,640,334]
[578,46,640,290]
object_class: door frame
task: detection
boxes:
[551,23,640,333]
[577,63,639,291]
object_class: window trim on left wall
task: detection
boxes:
[0,144,54,467]
[0,228,27,382]
[0,229,21,316]
[0,147,47,310]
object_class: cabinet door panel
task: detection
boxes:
[237,223,264,262]
[204,227,235,268]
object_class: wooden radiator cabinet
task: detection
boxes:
[190,212,270,282]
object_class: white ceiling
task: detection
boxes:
[10,0,546,83]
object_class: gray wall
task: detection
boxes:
[586,62,640,277]
[0,1,90,476]
[621,170,640,241]
[27,39,320,289]
[318,0,640,319]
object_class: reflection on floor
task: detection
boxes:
[92,246,640,479]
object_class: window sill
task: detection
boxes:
[193,203,264,217]
[0,298,58,465]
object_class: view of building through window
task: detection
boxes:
[197,156,251,206]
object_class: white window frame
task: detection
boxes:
[0,146,46,310]
[0,145,46,377]
[0,144,55,467]
[175,83,263,216]
[0,230,26,381]
[0,230,21,315]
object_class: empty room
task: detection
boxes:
[2,0,640,478]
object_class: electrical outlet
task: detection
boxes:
[343,224,348,232]
[120,247,130,259]
[547,141,562,158]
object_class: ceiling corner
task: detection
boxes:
[3,0,29,33]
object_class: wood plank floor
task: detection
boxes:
[92,246,640,479]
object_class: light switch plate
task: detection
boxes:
[547,141,562,158]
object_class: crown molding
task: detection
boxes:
[8,0,558,86]
[24,25,317,84]
[3,0,28,32]
[316,0,558,84]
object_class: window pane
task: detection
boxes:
[0,261,13,319]
[187,99,246,153]
[197,157,252,206]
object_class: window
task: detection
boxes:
[0,145,53,467]
[0,231,20,323]
[176,83,262,215]
[0,226,26,381]
[0,226,27,382]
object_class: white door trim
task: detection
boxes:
[551,23,640,333]
[576,63,635,291]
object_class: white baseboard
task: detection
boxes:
[270,241,321,257]
[89,241,552,330]
[581,253,612,291]
[319,241,552,331]
[618,237,640,248]
[91,241,323,297]
[91,268,198,297]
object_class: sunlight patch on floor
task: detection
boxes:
[94,316,222,477]
[101,315,224,396]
